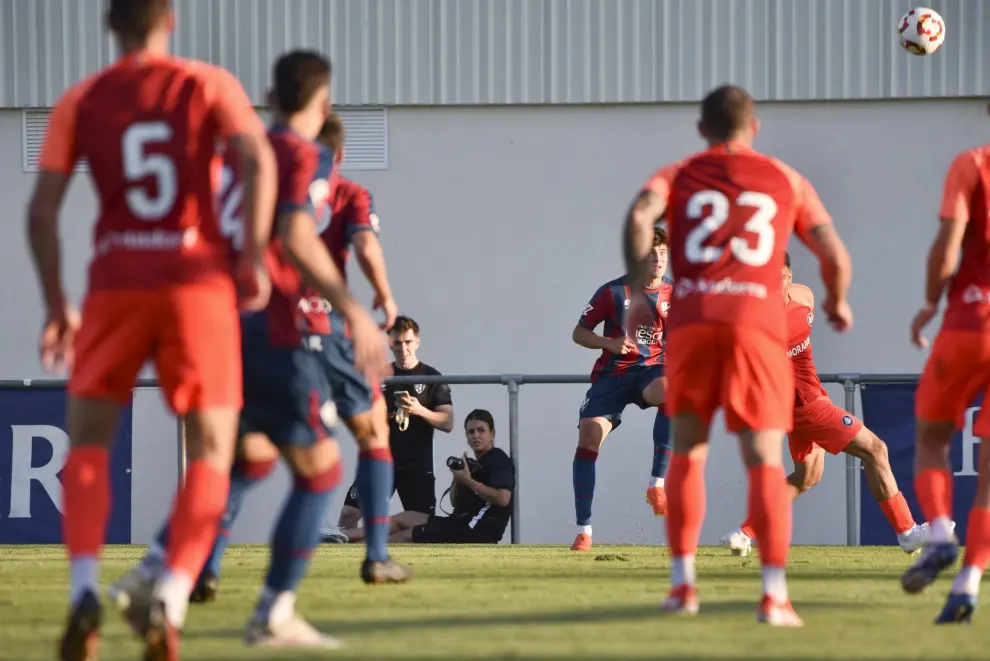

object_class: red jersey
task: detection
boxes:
[322,177,379,279]
[785,284,826,406]
[579,276,673,382]
[642,143,833,344]
[261,126,335,347]
[938,147,990,332]
[39,51,264,292]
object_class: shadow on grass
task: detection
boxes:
[183,598,870,642]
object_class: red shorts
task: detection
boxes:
[916,329,990,435]
[665,323,794,433]
[69,283,242,415]
[788,396,862,462]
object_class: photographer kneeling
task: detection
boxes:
[388,409,514,544]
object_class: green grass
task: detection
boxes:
[2,544,989,660]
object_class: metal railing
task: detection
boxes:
[0,373,923,546]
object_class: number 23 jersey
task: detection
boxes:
[642,143,833,344]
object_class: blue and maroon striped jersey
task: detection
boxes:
[578,275,672,382]
[259,124,335,348]
[321,176,379,279]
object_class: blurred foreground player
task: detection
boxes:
[721,253,926,556]
[110,51,388,650]
[26,1,277,659]
[570,228,673,552]
[902,141,990,624]
[305,116,410,582]
[624,85,853,626]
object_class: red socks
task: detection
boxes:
[665,454,706,557]
[62,447,111,558]
[166,459,230,579]
[915,468,953,522]
[878,492,916,534]
[747,465,791,567]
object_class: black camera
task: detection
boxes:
[447,456,481,473]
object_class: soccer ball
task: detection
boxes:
[897,7,945,56]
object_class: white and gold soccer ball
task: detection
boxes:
[897,7,946,56]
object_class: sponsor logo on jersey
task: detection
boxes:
[660,302,670,317]
[636,325,663,345]
[807,312,814,326]
[787,337,811,358]
[841,415,853,427]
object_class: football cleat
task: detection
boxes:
[757,595,804,627]
[58,590,102,661]
[189,571,219,604]
[645,486,668,516]
[935,592,977,625]
[320,524,349,544]
[245,612,343,649]
[361,558,412,584]
[662,584,700,615]
[719,528,753,557]
[902,541,959,594]
[570,533,592,551]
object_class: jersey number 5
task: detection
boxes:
[684,189,778,267]
[122,121,177,221]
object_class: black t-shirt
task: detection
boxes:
[384,362,453,469]
[452,447,515,538]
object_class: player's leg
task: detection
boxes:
[317,333,402,575]
[572,377,629,550]
[131,284,242,658]
[639,369,670,516]
[60,291,152,661]
[723,442,824,556]
[246,435,344,648]
[192,434,280,601]
[902,331,985,595]
[660,325,722,614]
[725,328,801,627]
[572,416,613,550]
[842,425,923,550]
[938,408,990,623]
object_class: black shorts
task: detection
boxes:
[343,467,436,515]
[410,514,502,544]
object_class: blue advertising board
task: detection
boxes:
[859,382,979,545]
[0,389,132,544]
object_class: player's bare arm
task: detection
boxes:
[352,230,398,329]
[279,210,386,384]
[912,214,970,348]
[797,222,853,331]
[572,324,633,355]
[227,132,278,262]
[26,170,82,372]
[622,190,666,286]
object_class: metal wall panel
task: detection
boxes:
[2,0,987,108]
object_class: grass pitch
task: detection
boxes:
[1,544,988,660]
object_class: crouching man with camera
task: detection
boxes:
[388,409,515,544]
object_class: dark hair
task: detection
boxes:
[390,316,419,337]
[272,50,332,114]
[653,227,667,247]
[106,0,171,39]
[784,251,791,269]
[700,85,755,142]
[319,114,346,154]
[464,409,495,431]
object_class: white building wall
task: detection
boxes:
[2,0,988,107]
[2,98,983,544]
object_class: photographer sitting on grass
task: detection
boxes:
[345,409,514,544]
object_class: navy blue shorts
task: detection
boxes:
[578,365,665,429]
[309,330,376,421]
[240,314,336,448]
